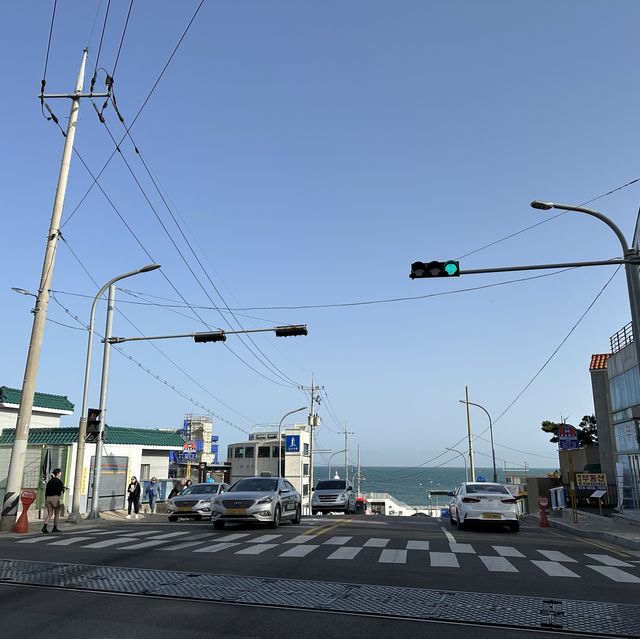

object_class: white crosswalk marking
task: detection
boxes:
[17,536,54,544]
[324,536,352,546]
[450,543,475,554]
[47,536,94,546]
[363,538,389,548]
[588,565,640,583]
[194,542,241,553]
[119,539,172,550]
[429,552,459,568]
[537,550,577,563]
[479,556,518,572]
[249,534,281,544]
[147,532,190,540]
[441,529,457,544]
[280,544,319,558]
[236,543,279,555]
[211,533,250,542]
[159,540,209,551]
[83,537,140,549]
[379,549,407,564]
[124,530,163,536]
[328,546,362,560]
[584,554,634,568]
[406,540,429,550]
[283,535,317,544]
[88,530,129,536]
[532,561,580,577]
[493,545,525,558]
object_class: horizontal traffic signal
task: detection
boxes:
[194,331,227,343]
[410,260,460,278]
[275,325,308,337]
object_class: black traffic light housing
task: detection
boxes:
[86,408,102,443]
[275,325,308,337]
[410,260,460,279]
[194,331,227,343]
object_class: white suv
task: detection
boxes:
[311,479,356,515]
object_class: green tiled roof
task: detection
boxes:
[0,426,184,447]
[0,386,74,412]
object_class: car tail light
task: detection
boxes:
[462,497,481,503]
[501,498,517,504]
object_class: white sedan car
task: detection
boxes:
[449,482,519,532]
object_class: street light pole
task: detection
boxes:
[0,51,89,532]
[459,399,497,482]
[531,201,640,378]
[446,447,469,482]
[277,407,307,478]
[69,264,160,523]
[327,449,347,479]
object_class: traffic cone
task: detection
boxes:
[539,505,549,527]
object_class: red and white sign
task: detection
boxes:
[183,440,196,451]
[538,496,548,507]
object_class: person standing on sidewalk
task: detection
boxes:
[126,476,141,519]
[42,468,65,534]
[145,477,160,514]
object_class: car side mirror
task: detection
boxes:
[348,486,353,491]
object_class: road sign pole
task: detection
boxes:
[567,449,578,524]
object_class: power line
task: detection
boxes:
[90,0,111,92]
[39,0,58,120]
[111,0,134,78]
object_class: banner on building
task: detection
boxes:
[575,473,607,490]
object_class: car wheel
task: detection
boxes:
[168,516,177,522]
[292,505,302,525]
[509,521,520,533]
[213,520,225,530]
[270,505,281,529]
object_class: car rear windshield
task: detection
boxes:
[181,484,218,495]
[229,478,278,492]
[315,480,347,490]
[465,483,510,495]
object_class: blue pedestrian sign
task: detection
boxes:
[285,435,300,453]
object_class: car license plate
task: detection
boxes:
[482,513,501,519]
[226,508,246,515]
[178,507,192,512]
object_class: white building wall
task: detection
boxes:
[0,409,66,431]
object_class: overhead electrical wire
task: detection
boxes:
[111,0,134,79]
[90,0,111,92]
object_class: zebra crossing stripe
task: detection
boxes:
[194,542,241,553]
[147,531,190,540]
[283,535,317,544]
[537,550,577,563]
[124,530,163,536]
[379,549,407,564]
[211,533,250,542]
[17,536,54,544]
[588,565,640,583]
[430,552,459,568]
[493,545,525,558]
[159,540,208,551]
[406,540,429,550]
[83,537,140,549]
[363,538,389,548]
[585,554,634,568]
[479,556,518,572]
[236,543,279,555]
[118,539,172,550]
[328,546,362,560]
[531,561,580,578]
[47,536,94,546]
[450,543,475,554]
[280,544,319,558]
[324,536,352,546]
[248,534,281,544]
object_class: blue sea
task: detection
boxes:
[314,466,555,506]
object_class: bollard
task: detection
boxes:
[14,489,37,533]
[538,495,549,528]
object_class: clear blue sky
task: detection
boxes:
[2,1,639,470]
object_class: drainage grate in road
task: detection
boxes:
[1,558,639,636]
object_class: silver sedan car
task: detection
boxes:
[211,476,302,529]
[167,482,229,521]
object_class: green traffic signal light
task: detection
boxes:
[444,260,459,276]
[410,260,460,278]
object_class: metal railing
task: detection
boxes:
[610,322,634,353]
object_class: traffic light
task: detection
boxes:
[194,331,227,343]
[86,408,102,443]
[410,260,460,278]
[275,324,308,337]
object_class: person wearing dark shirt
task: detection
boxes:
[126,476,141,519]
[42,468,65,534]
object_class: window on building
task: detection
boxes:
[303,484,309,496]
[140,464,151,480]
[303,443,309,455]
[258,446,270,458]
[234,447,244,459]
[303,463,310,476]
[245,446,255,458]
[272,446,280,458]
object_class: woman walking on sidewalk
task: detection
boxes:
[126,476,141,519]
[145,477,160,513]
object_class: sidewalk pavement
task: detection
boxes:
[523,509,640,551]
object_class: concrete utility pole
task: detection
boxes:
[343,422,354,485]
[464,386,476,482]
[0,50,98,531]
[300,376,322,512]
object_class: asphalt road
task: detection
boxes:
[1,515,639,638]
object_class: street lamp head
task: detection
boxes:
[530,200,554,211]
[138,263,161,273]
[11,287,36,297]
